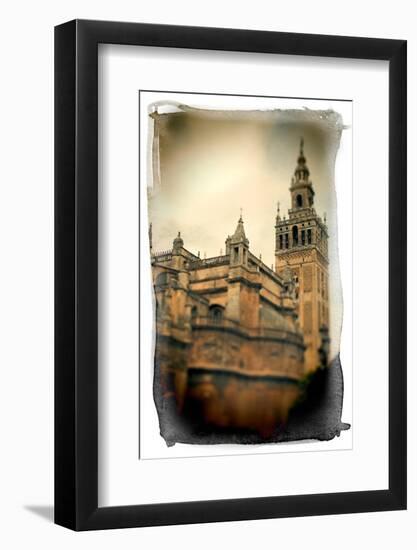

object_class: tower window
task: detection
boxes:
[307,229,312,244]
[301,230,305,245]
[292,225,299,246]
[285,233,289,248]
[279,234,283,249]
[296,194,303,208]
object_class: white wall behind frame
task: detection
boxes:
[0,1,414,550]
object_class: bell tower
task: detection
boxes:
[229,214,249,267]
[275,139,329,372]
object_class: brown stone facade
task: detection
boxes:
[150,139,330,441]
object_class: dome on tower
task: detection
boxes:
[173,231,184,250]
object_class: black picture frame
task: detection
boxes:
[55,19,407,531]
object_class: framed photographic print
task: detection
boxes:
[55,20,407,530]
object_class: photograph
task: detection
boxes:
[145,92,351,446]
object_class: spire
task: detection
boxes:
[289,138,315,209]
[229,211,250,267]
[230,212,249,245]
[276,201,281,221]
[293,136,310,183]
[173,230,184,252]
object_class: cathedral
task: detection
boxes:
[150,139,330,441]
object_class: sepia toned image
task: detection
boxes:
[145,92,351,447]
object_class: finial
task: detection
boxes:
[300,137,304,154]
[178,231,181,237]
[198,250,200,258]
[324,212,327,223]
[204,251,206,259]
[259,253,262,261]
[239,207,243,221]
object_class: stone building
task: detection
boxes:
[150,139,330,439]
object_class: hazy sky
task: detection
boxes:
[147,103,344,356]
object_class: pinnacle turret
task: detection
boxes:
[230,213,249,245]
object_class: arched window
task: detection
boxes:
[279,234,283,249]
[233,246,239,263]
[292,225,299,246]
[209,305,224,324]
[296,194,303,208]
[307,229,312,244]
[155,271,169,287]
